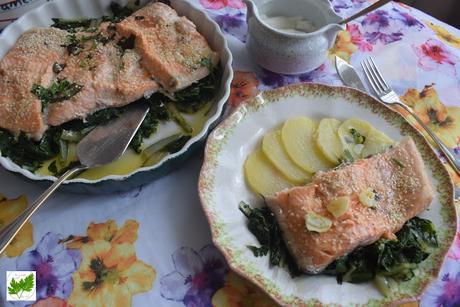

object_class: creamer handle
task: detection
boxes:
[243,0,255,19]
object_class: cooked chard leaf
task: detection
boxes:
[238,201,302,277]
[326,217,437,285]
[102,2,135,23]
[173,66,221,114]
[247,245,269,257]
[350,128,366,144]
[32,79,83,110]
[0,128,62,171]
[52,18,101,32]
[199,57,213,70]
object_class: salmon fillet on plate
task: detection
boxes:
[266,137,434,274]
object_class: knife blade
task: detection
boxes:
[335,56,367,92]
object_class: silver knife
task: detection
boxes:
[335,56,367,92]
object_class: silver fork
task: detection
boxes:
[361,57,460,176]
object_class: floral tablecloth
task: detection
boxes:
[1,0,460,306]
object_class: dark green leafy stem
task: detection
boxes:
[240,200,437,287]
[239,201,302,277]
[31,79,83,111]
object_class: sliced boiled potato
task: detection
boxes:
[262,130,311,184]
[244,149,293,196]
[281,117,333,173]
[338,118,373,159]
[361,128,394,158]
[316,118,343,164]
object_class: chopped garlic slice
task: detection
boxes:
[305,212,332,233]
[327,196,349,218]
[359,188,379,208]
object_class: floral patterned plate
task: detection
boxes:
[199,83,456,306]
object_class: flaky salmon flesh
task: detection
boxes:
[267,137,434,274]
[0,1,218,139]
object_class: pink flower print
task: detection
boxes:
[447,233,460,260]
[412,39,458,75]
[199,0,245,10]
[347,24,373,52]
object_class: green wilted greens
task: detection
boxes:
[31,79,83,110]
[240,200,438,288]
[325,217,437,283]
[239,201,302,277]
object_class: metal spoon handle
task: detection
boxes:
[340,0,392,25]
[0,165,86,254]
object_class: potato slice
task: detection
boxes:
[338,118,373,160]
[316,118,343,164]
[361,128,394,158]
[244,149,293,196]
[281,117,333,173]
[262,130,311,184]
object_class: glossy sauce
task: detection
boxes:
[260,15,317,34]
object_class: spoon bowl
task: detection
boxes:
[0,103,149,255]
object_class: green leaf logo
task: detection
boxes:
[8,273,34,300]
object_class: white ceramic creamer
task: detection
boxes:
[244,0,343,74]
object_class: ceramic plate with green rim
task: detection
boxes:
[198,83,456,306]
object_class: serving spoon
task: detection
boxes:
[0,102,150,254]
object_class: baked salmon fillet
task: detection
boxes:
[117,2,219,92]
[0,28,67,139]
[266,137,434,274]
[47,32,159,126]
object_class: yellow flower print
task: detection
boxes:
[329,29,357,63]
[0,195,34,258]
[425,21,460,50]
[68,241,156,307]
[63,219,138,249]
[400,85,460,148]
[211,272,276,307]
[446,163,460,188]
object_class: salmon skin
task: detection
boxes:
[0,1,218,139]
[266,137,434,274]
